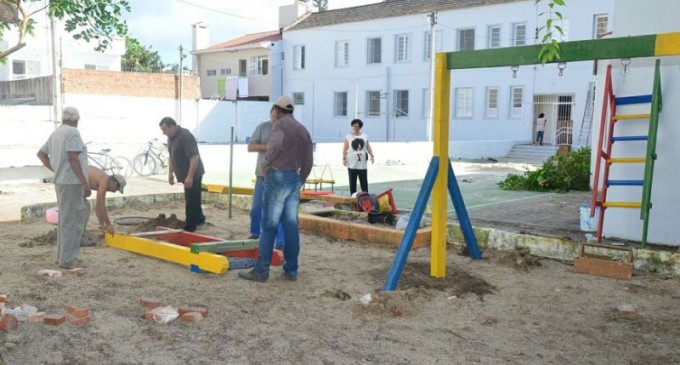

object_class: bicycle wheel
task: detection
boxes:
[113,156,133,177]
[133,153,157,176]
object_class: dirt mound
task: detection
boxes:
[23,229,101,247]
[399,261,496,299]
[135,213,185,231]
[353,288,429,317]
[496,247,542,271]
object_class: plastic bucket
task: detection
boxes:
[579,204,600,232]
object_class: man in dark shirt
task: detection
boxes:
[239,96,313,282]
[159,117,206,232]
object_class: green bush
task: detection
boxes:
[498,147,591,192]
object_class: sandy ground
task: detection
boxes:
[1,199,679,365]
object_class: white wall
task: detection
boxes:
[590,0,680,246]
[282,0,613,149]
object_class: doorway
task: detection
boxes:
[533,93,575,145]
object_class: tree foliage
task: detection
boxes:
[312,0,328,12]
[536,0,566,65]
[122,36,163,72]
[498,147,591,192]
[0,0,130,60]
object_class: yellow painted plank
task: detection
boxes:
[202,184,254,196]
[613,113,650,121]
[105,233,229,274]
[602,202,641,209]
[655,32,680,56]
[608,157,646,164]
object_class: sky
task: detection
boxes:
[122,0,380,68]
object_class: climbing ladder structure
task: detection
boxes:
[590,60,663,247]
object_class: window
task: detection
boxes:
[511,86,523,117]
[84,64,96,70]
[512,23,526,46]
[366,91,381,117]
[294,45,305,70]
[12,60,25,76]
[594,14,609,38]
[424,30,443,60]
[293,92,305,105]
[220,68,231,75]
[394,90,409,118]
[335,40,349,67]
[457,28,475,51]
[367,37,382,64]
[486,87,498,118]
[422,88,431,118]
[206,69,217,76]
[395,34,410,62]
[455,88,473,118]
[334,92,348,117]
[239,59,247,77]
[249,56,268,75]
[488,25,501,49]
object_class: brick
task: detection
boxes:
[0,294,7,303]
[140,297,162,308]
[44,314,66,326]
[0,314,18,331]
[69,267,85,276]
[66,313,91,326]
[180,312,203,323]
[28,312,46,323]
[618,304,638,319]
[178,306,208,318]
[65,305,89,319]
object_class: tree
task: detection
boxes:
[312,0,328,12]
[0,0,130,60]
[122,36,163,72]
[536,0,566,65]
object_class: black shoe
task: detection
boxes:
[247,234,259,240]
[183,225,197,232]
[282,272,297,281]
[238,269,268,282]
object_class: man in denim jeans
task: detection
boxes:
[239,96,313,282]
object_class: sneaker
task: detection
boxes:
[197,218,207,227]
[247,234,259,240]
[238,269,268,282]
[183,225,197,232]
[274,242,285,250]
[282,272,297,281]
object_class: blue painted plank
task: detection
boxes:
[612,135,648,142]
[447,161,481,260]
[616,94,652,105]
[607,180,644,186]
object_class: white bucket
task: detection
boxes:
[580,204,600,232]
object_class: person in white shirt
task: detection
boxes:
[535,113,548,146]
[342,119,374,195]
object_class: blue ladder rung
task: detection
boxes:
[607,180,644,186]
[611,135,648,142]
[616,94,652,105]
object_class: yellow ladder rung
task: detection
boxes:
[602,202,641,209]
[613,113,650,121]
[608,157,646,164]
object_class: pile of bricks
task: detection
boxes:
[0,293,90,331]
[140,296,208,325]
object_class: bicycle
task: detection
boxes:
[133,138,169,176]
[87,145,133,177]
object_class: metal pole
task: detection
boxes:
[179,45,186,124]
[427,11,437,142]
[228,126,234,219]
[50,16,62,129]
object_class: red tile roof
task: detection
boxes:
[203,30,281,51]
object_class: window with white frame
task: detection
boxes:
[395,34,410,62]
[293,92,305,105]
[422,88,431,118]
[367,91,381,117]
[335,40,349,67]
[334,92,348,117]
[594,14,609,38]
[220,68,231,75]
[249,56,268,75]
[424,30,443,60]
[488,25,501,48]
[367,37,381,64]
[294,45,305,70]
[457,28,475,51]
[239,59,247,76]
[486,87,498,118]
[455,88,473,118]
[206,69,217,76]
[12,60,25,76]
[394,90,409,118]
[512,22,526,46]
[510,86,523,117]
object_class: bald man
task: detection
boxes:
[88,166,126,236]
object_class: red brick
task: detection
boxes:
[180,312,203,323]
[65,305,89,318]
[44,314,66,326]
[0,294,7,303]
[29,312,46,323]
[140,297,162,308]
[66,313,91,326]
[178,306,208,318]
[0,314,18,331]
[69,268,85,276]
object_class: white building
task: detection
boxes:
[0,8,124,81]
[282,0,614,157]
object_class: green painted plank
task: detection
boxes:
[447,35,657,69]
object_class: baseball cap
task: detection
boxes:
[273,96,294,111]
[112,174,127,194]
